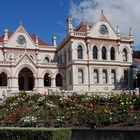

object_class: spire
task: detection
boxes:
[52,35,56,47]
[116,25,120,37]
[20,20,23,26]
[35,35,39,46]
[66,16,73,34]
[129,27,133,37]
[3,28,9,45]
[101,9,104,15]
[99,10,108,22]
[86,25,90,36]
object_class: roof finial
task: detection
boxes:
[20,20,23,26]
[101,9,104,15]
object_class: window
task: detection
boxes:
[94,69,99,84]
[111,70,116,84]
[124,70,128,84]
[123,48,127,61]
[0,72,7,86]
[44,73,51,87]
[45,56,50,62]
[110,47,115,60]
[103,70,107,83]
[78,69,84,83]
[102,46,107,60]
[77,45,83,59]
[100,25,108,35]
[56,74,63,86]
[17,35,26,45]
[93,46,98,59]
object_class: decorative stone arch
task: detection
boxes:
[41,70,53,78]
[53,70,65,79]
[44,54,51,62]
[121,46,130,53]
[0,69,10,87]
[15,64,37,78]
[74,42,86,50]
[0,68,11,77]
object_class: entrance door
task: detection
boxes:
[18,68,34,91]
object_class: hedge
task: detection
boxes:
[0,127,72,140]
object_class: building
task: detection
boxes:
[0,11,134,96]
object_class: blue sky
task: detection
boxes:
[0,0,70,45]
[0,0,139,49]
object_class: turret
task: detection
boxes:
[116,26,120,39]
[66,16,73,34]
[35,35,39,47]
[3,29,9,45]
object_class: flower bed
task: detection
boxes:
[0,92,140,128]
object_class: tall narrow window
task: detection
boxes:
[103,70,107,83]
[94,69,99,84]
[78,69,84,83]
[123,48,127,61]
[93,46,98,59]
[110,47,115,60]
[77,45,83,59]
[111,70,116,84]
[102,46,107,60]
[56,74,63,87]
[124,70,128,84]
[0,72,7,86]
[44,73,51,87]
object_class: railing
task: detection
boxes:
[121,36,131,40]
[73,31,86,37]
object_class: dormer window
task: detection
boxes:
[17,35,26,46]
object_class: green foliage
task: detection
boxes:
[0,127,71,140]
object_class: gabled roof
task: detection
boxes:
[0,33,49,46]
[75,23,93,32]
[31,35,49,46]
[133,58,140,63]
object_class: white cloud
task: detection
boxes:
[69,0,140,49]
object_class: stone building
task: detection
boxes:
[0,11,134,96]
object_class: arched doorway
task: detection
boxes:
[56,74,63,87]
[18,68,34,91]
[44,73,51,87]
[0,72,7,86]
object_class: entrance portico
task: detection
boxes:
[18,68,34,91]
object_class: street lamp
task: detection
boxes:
[135,76,138,88]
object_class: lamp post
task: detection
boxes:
[135,76,138,88]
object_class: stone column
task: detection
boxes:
[51,78,56,88]
[99,68,102,84]
[108,69,111,84]
[98,48,102,60]
[107,50,110,61]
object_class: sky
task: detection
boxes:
[0,0,139,50]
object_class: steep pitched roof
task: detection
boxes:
[0,36,3,42]
[31,36,49,46]
[75,23,93,32]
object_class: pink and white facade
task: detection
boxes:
[0,12,134,96]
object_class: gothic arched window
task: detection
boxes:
[78,69,84,83]
[0,72,7,86]
[123,48,127,61]
[102,46,107,60]
[93,46,98,59]
[103,70,108,83]
[56,74,63,86]
[77,45,83,59]
[110,47,115,60]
